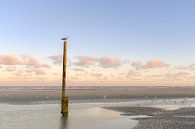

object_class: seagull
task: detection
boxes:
[61,37,68,40]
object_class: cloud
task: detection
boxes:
[132,60,169,69]
[24,69,33,73]
[22,55,50,68]
[90,73,102,78]
[175,65,189,70]
[48,54,73,67]
[0,54,21,65]
[13,70,24,76]
[74,55,122,68]
[0,54,50,69]
[190,64,195,70]
[0,54,50,76]
[164,72,190,80]
[143,60,169,69]
[5,66,17,72]
[150,75,163,78]
[127,70,141,77]
[123,60,130,64]
[34,68,45,75]
[97,57,121,68]
[174,72,190,77]
[74,56,96,67]
[175,64,195,71]
[72,68,85,72]
[12,68,45,76]
[48,55,62,64]
[131,61,142,70]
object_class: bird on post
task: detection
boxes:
[61,37,67,41]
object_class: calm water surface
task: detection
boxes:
[1,98,194,129]
[0,102,138,129]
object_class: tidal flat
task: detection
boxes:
[0,86,195,129]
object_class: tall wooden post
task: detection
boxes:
[61,38,68,116]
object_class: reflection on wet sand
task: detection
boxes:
[58,105,138,129]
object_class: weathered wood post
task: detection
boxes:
[61,38,68,116]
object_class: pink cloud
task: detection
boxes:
[74,56,121,68]
[97,57,121,68]
[75,56,96,66]
[0,54,21,65]
[0,54,50,69]
[22,55,50,68]
[143,60,169,69]
[132,60,169,69]
[0,54,50,76]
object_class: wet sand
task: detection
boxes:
[0,102,138,129]
[105,107,195,129]
[0,86,195,103]
[1,86,195,129]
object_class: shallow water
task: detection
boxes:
[0,103,138,129]
[0,98,195,129]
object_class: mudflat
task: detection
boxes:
[0,86,195,102]
[105,106,195,129]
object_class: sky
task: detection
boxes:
[0,0,195,86]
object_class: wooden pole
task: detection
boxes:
[61,38,68,116]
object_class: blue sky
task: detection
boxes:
[0,0,195,86]
[0,0,195,59]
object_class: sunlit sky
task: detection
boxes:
[0,0,195,86]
